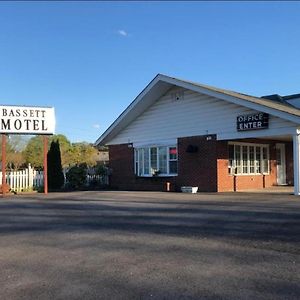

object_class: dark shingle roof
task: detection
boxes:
[261,93,300,106]
[283,93,300,101]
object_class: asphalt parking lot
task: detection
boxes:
[0,191,299,300]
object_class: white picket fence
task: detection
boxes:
[0,165,109,193]
[86,174,109,186]
[0,165,44,193]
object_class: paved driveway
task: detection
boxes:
[0,191,299,300]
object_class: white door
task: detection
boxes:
[276,143,287,185]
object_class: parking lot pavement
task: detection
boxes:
[0,191,299,300]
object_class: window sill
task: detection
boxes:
[229,173,270,176]
[136,174,178,178]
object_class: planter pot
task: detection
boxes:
[181,186,198,193]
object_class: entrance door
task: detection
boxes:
[276,143,287,185]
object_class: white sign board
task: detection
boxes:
[0,105,55,135]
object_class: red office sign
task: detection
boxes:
[237,112,269,131]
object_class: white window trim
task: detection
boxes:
[228,142,270,175]
[134,145,178,177]
[133,139,177,148]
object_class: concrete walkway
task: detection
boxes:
[238,186,294,194]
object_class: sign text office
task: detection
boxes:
[237,112,269,131]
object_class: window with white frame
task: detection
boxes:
[228,142,269,175]
[134,146,178,176]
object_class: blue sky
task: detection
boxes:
[0,1,300,143]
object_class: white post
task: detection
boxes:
[28,164,34,190]
[13,171,15,192]
[25,167,29,190]
[21,170,25,191]
[293,132,300,195]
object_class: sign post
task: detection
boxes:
[43,136,48,194]
[1,134,6,197]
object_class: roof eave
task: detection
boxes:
[158,75,300,124]
[95,74,170,147]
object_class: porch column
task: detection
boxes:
[293,131,300,195]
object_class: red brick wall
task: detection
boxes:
[108,144,135,189]
[217,141,234,192]
[217,139,286,192]
[108,138,293,192]
[108,135,218,192]
[108,144,177,191]
[177,135,217,192]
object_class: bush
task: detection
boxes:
[47,140,65,190]
[88,178,99,189]
[94,164,108,176]
[66,165,87,190]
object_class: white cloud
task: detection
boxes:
[118,29,128,37]
[93,124,100,129]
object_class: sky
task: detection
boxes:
[0,1,300,143]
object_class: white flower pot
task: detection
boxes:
[181,186,198,193]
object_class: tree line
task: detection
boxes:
[0,134,100,170]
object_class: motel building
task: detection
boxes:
[95,74,300,195]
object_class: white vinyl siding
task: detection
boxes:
[108,88,298,145]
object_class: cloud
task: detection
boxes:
[93,124,100,129]
[118,29,128,37]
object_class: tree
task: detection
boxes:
[23,134,99,169]
[8,135,29,152]
[23,134,73,169]
[50,134,73,168]
[23,136,44,168]
[47,140,65,190]
[7,152,25,170]
[0,135,26,170]
[70,142,98,166]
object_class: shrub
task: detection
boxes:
[66,165,87,190]
[47,140,65,190]
[94,164,107,176]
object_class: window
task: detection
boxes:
[242,145,248,174]
[143,147,150,175]
[134,145,178,176]
[158,147,167,174]
[249,146,255,174]
[262,146,269,173]
[255,147,261,173]
[150,148,157,172]
[228,144,234,174]
[169,147,178,174]
[228,143,269,175]
[235,145,241,174]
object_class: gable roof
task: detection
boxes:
[95,74,300,146]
